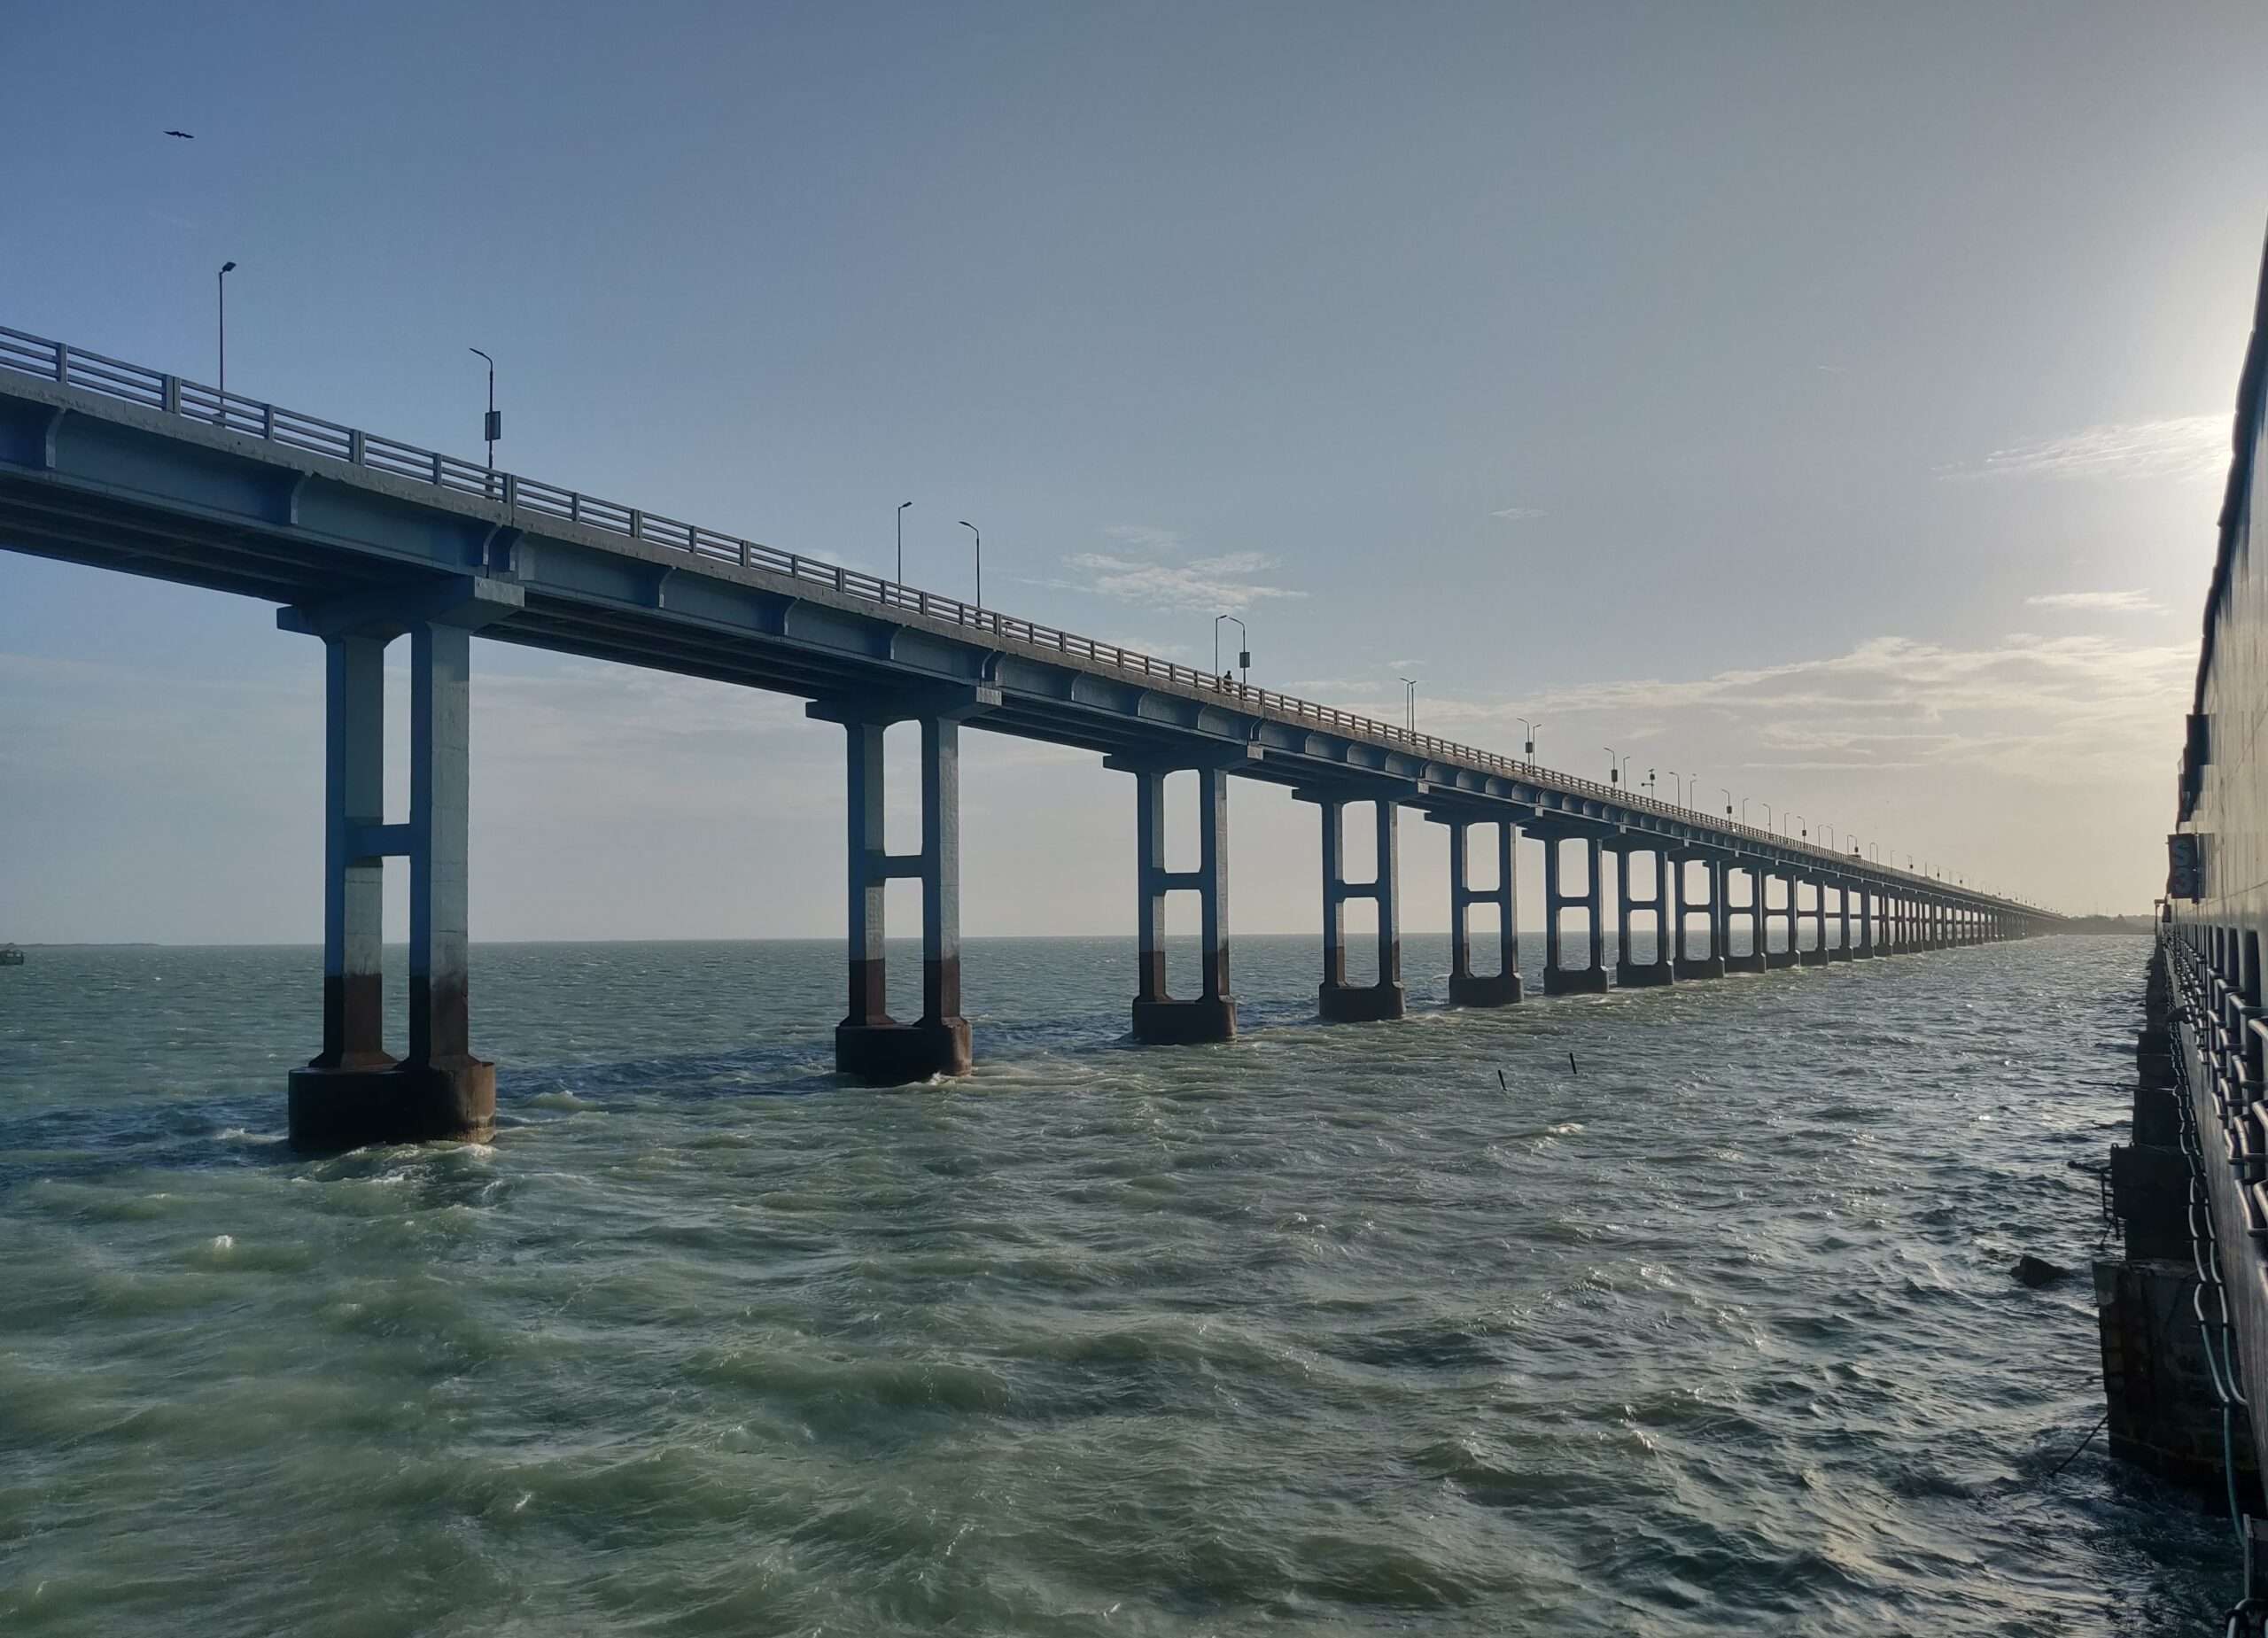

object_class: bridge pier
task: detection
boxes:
[1315,793,1406,1021]
[1854,886,1876,958]
[1673,851,1728,978]
[1113,757,1239,1044]
[1433,811,1522,1006]
[1539,828,1610,994]
[1726,862,1768,973]
[1829,881,1856,960]
[816,691,991,1083]
[1764,870,1799,968]
[1798,877,1832,966]
[282,577,519,1150]
[1613,843,1674,987]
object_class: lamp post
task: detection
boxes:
[1666,769,1681,807]
[958,520,981,609]
[1399,677,1418,735]
[897,501,912,585]
[468,347,500,476]
[216,260,237,410]
[1215,615,1250,687]
[1759,801,1773,833]
[1644,768,1657,798]
[1604,746,1619,786]
[1720,787,1733,819]
[1784,811,1803,840]
[1518,718,1540,766]
[1821,823,1836,851]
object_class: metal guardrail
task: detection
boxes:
[0,322,2027,907]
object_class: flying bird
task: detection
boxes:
[163,130,194,139]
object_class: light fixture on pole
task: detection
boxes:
[1214,614,1250,686]
[1604,745,1619,785]
[216,260,237,412]
[1720,786,1733,819]
[1399,677,1418,735]
[897,501,912,586]
[1518,718,1540,766]
[959,520,981,609]
[468,347,500,474]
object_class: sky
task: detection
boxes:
[4,0,2264,947]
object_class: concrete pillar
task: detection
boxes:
[1856,887,1876,958]
[311,633,388,1075]
[1798,876,1831,966]
[1541,831,1610,995]
[284,577,517,1151]
[1438,814,1521,1006]
[1614,845,1674,987]
[1765,871,1799,968]
[1123,761,1238,1044]
[1317,794,1405,1021]
[1674,852,1728,978]
[1727,862,1767,973]
[830,712,975,1083]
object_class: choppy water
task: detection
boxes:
[0,934,2233,1634]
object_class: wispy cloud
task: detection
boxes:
[1947,415,2227,483]
[1051,524,1305,613]
[2025,588,2163,613]
[1490,506,1546,522]
[1412,632,2190,781]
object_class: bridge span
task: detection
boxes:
[0,326,2059,1148]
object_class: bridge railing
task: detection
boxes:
[0,323,2016,906]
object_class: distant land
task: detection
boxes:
[2050,914,2153,935]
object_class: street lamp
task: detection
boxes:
[1215,614,1250,686]
[1666,769,1681,807]
[959,520,982,609]
[1759,801,1773,833]
[1720,786,1733,819]
[216,260,237,409]
[1399,677,1418,735]
[468,347,500,475]
[1821,823,1836,850]
[897,501,912,586]
[1604,746,1619,785]
[1644,767,1657,798]
[1518,718,1541,766]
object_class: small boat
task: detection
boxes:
[0,944,23,966]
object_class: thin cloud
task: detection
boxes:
[1947,415,2226,483]
[1490,506,1546,522]
[2025,588,2163,613]
[1052,524,1304,613]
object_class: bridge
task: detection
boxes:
[0,324,2060,1149]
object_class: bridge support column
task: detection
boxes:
[1798,877,1832,966]
[282,576,520,1150]
[1830,881,1855,960]
[1855,888,1876,958]
[1434,813,1521,1006]
[1765,871,1799,968]
[1317,795,1405,1021]
[1613,845,1674,987]
[1116,758,1238,1044]
[815,689,996,1083]
[1541,831,1609,995]
[1726,863,1768,973]
[1673,852,1728,978]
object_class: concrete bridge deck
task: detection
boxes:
[0,325,2058,1146]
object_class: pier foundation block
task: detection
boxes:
[836,1018,974,1084]
[1448,971,1523,1007]
[288,1060,494,1150]
[1318,982,1407,1021]
[1542,966,1610,996]
[1765,950,1798,970]
[1613,960,1674,988]
[1674,957,1728,980]
[1798,948,1831,967]
[1132,996,1239,1044]
[1725,952,1768,974]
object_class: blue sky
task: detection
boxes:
[4,1,2264,943]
